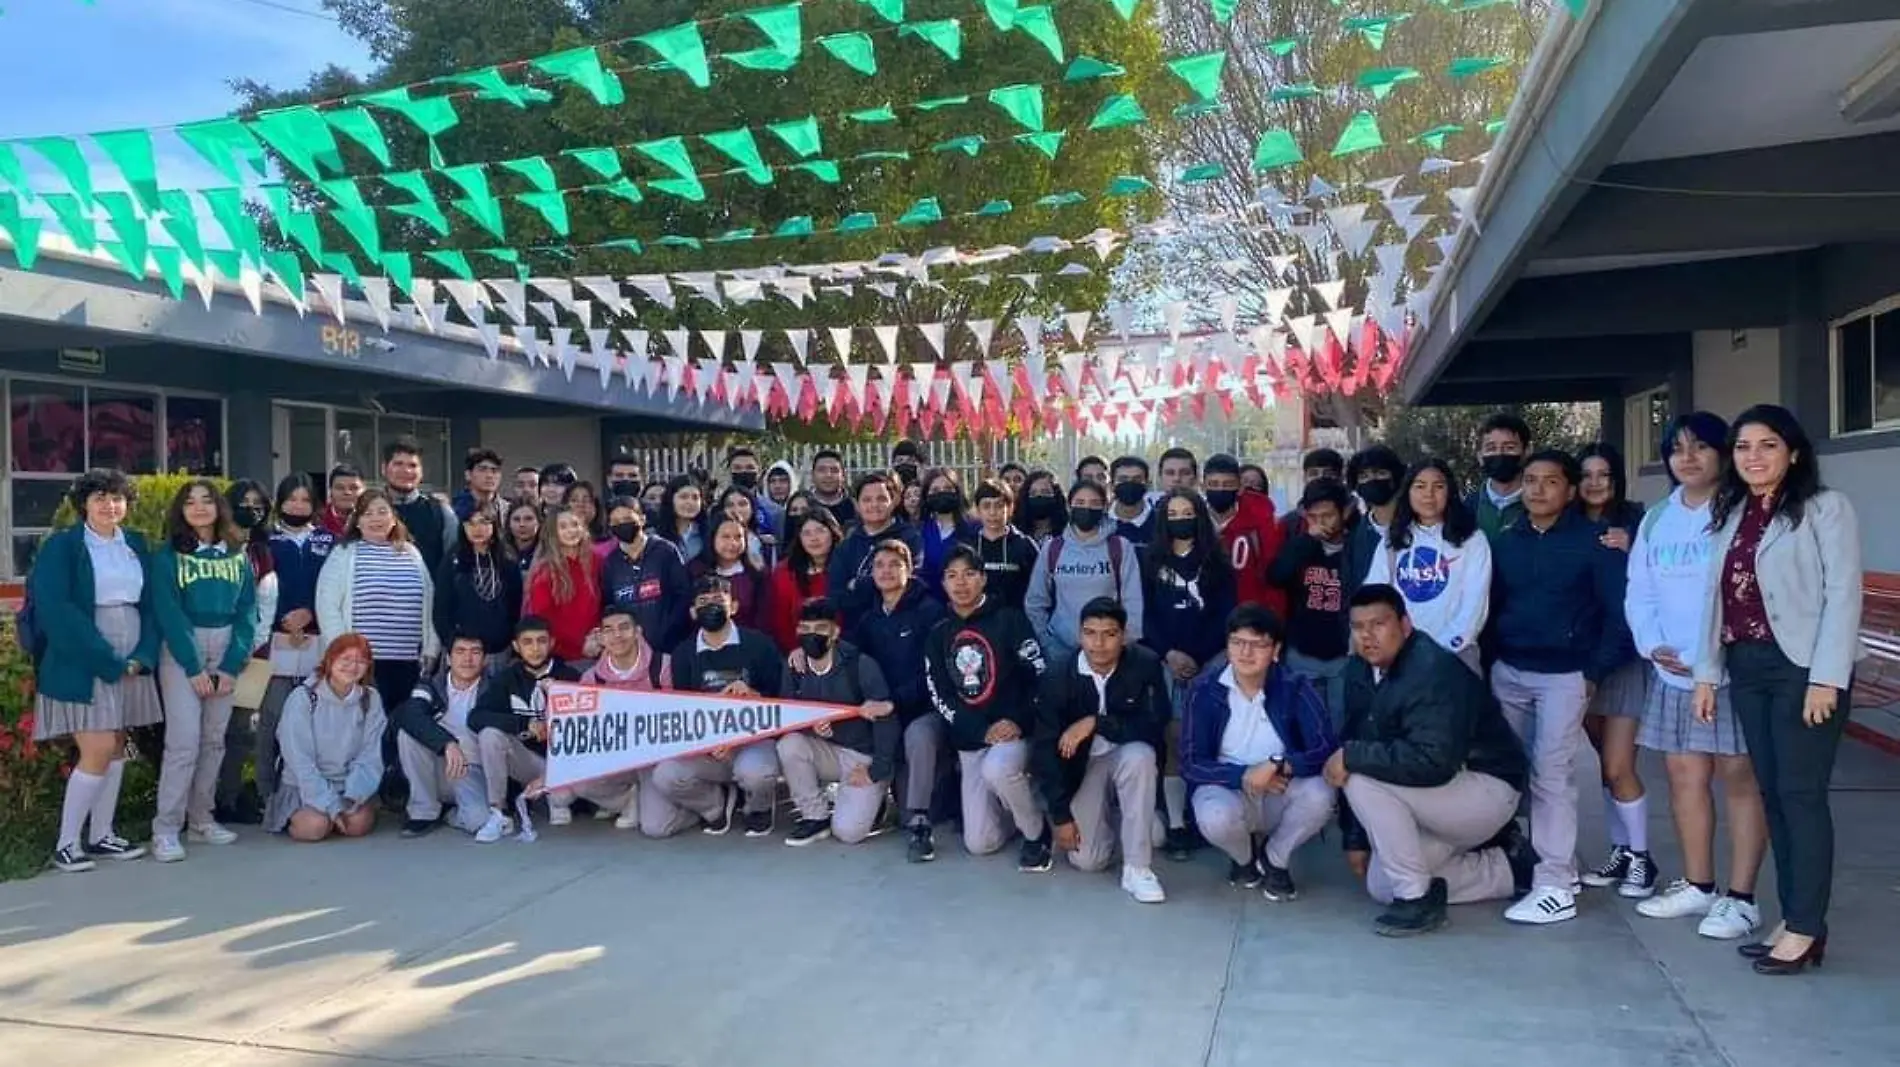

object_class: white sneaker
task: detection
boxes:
[613,807,640,830]
[189,822,238,845]
[1636,879,1717,920]
[474,809,508,844]
[547,803,572,827]
[1696,895,1761,940]
[151,834,186,863]
[1121,865,1166,904]
[1505,885,1577,925]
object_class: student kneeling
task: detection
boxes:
[1327,585,1531,936]
[392,632,494,837]
[465,616,583,842]
[777,597,899,846]
[268,634,384,842]
[1034,597,1171,903]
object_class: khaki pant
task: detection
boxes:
[1492,663,1589,889]
[1194,774,1337,870]
[155,627,236,837]
[476,728,546,809]
[643,741,779,836]
[958,740,1045,855]
[777,732,884,844]
[396,732,491,832]
[1345,770,1519,904]
[902,716,945,815]
[1064,740,1159,872]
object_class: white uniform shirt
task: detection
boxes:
[1217,666,1285,766]
[83,525,144,606]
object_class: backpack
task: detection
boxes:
[1045,534,1125,605]
[15,587,46,666]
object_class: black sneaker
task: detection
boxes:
[702,786,737,836]
[1617,850,1658,900]
[1164,825,1202,863]
[1260,857,1299,902]
[1503,823,1538,899]
[400,818,439,838]
[1580,844,1632,888]
[51,844,96,873]
[1228,854,1265,889]
[86,834,146,861]
[1018,831,1054,872]
[785,818,831,846]
[743,807,775,838]
[1375,878,1449,937]
[906,822,937,863]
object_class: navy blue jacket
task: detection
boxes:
[827,518,925,627]
[847,578,947,724]
[267,525,337,633]
[1180,663,1338,793]
[1488,509,1633,682]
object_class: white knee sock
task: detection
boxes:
[89,760,126,843]
[59,770,105,851]
[1615,795,1648,853]
[1162,776,1187,830]
[1603,786,1628,847]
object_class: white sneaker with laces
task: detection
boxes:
[1121,865,1166,904]
[1504,885,1577,925]
[547,803,573,827]
[190,822,238,845]
[151,834,186,863]
[1636,879,1717,920]
[613,807,640,830]
[474,809,508,844]
[1696,895,1761,940]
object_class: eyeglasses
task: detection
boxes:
[1226,636,1274,654]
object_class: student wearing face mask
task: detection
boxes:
[954,480,1039,611]
[1025,480,1144,665]
[1269,480,1355,729]
[600,495,692,662]
[1344,445,1407,603]
[1470,413,1532,541]
[213,480,277,824]
[777,598,900,846]
[890,439,925,489]
[605,456,644,512]
[1202,454,1287,620]
[248,476,336,808]
[1107,456,1156,546]
[916,467,977,594]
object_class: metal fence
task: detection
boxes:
[618,438,1029,491]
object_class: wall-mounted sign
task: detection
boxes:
[57,347,105,375]
[321,325,363,359]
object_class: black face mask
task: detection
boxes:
[1481,454,1523,483]
[893,463,919,485]
[1027,496,1060,519]
[730,471,759,491]
[694,604,730,632]
[1164,518,1198,542]
[235,506,268,530]
[798,633,832,661]
[610,521,641,544]
[278,511,311,529]
[1069,506,1104,532]
[1112,481,1148,507]
[1357,478,1398,509]
[926,491,960,515]
[1206,489,1239,514]
[609,479,640,500]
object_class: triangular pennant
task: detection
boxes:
[828,326,854,359]
[1312,279,1347,311]
[511,326,545,366]
[918,321,947,358]
[740,329,764,362]
[787,328,811,364]
[1062,311,1093,344]
[965,318,996,354]
[873,324,901,363]
[663,327,692,360]
[699,329,728,360]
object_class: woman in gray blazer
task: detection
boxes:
[1693,404,1861,976]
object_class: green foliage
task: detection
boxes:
[49,473,231,544]
[1378,401,1599,490]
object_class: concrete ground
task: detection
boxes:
[2,744,1896,1067]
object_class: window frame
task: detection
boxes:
[1829,291,1900,438]
[1624,384,1670,470]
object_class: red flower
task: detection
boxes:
[0,731,12,754]
[15,711,33,736]
[21,739,38,761]
[58,761,73,779]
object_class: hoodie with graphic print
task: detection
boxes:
[1362,522,1492,660]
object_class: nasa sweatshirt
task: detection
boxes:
[1362,522,1492,659]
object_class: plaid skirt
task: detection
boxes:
[1588,660,1650,720]
[1638,676,1746,756]
[33,605,165,740]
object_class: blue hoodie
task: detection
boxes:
[1488,508,1633,682]
[827,518,925,627]
[1180,663,1338,793]
[846,578,947,723]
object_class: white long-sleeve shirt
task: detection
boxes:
[1625,487,1721,690]
[1363,522,1491,657]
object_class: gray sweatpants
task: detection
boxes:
[155,627,236,837]
[902,716,944,815]
[645,741,779,833]
[958,740,1045,854]
[1194,774,1337,870]
[1346,770,1519,904]
[1491,662,1589,889]
[777,732,884,844]
[396,732,491,833]
[476,728,546,809]
[1064,739,1159,872]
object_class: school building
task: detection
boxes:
[0,247,761,580]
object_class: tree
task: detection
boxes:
[1379,400,1599,489]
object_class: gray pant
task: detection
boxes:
[1194,774,1337,869]
[1285,650,1348,734]
[1065,740,1159,872]
[549,773,640,819]
[396,732,491,832]
[1492,662,1589,889]
[958,740,1045,855]
[903,716,944,815]
[646,741,780,830]
[476,728,546,809]
[1345,770,1519,904]
[777,732,884,844]
[155,627,236,837]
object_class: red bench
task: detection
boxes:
[1851,572,1900,709]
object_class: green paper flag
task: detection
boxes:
[1449,0,1512,9]
[1208,0,1237,23]
[794,160,841,183]
[156,190,206,268]
[1175,100,1224,119]
[916,95,969,111]
[1179,162,1225,183]
[739,3,803,54]
[441,164,506,239]
[633,136,697,181]
[1251,128,1303,171]
[380,251,415,298]
[598,239,644,254]
[819,33,877,76]
[1110,0,1138,19]
[1358,66,1420,99]
[767,116,822,159]
[1270,83,1322,102]
[0,194,43,269]
[324,107,392,167]
[531,47,627,106]
[1036,191,1085,208]
[149,246,186,298]
[202,250,243,285]
[314,177,382,260]
[853,151,909,162]
[590,177,644,205]
[933,135,986,157]
[200,187,261,257]
[984,0,1019,31]
[837,212,878,234]
[566,146,622,180]
[27,137,94,202]
[263,185,325,261]
[93,129,158,209]
[774,216,815,237]
[655,235,701,250]
[441,67,548,108]
[1484,116,1508,135]
[988,84,1045,132]
[848,104,897,123]
[1015,130,1066,159]
[264,250,307,303]
[1415,123,1463,149]
[650,175,706,202]
[1266,36,1300,56]
[900,19,961,61]
[1011,6,1064,63]
[636,22,711,88]
[898,198,943,226]
[41,192,98,250]
[96,192,149,277]
[1064,56,1123,81]
[705,128,773,184]
[96,240,145,282]
[1332,110,1385,156]
[1343,15,1410,51]
[322,253,364,292]
[1167,51,1226,102]
[1563,0,1588,17]
[0,144,27,195]
[710,228,757,244]
[974,199,1013,216]
[1087,94,1146,131]
[1105,175,1154,198]
[502,156,558,193]
[423,249,475,280]
[859,0,905,23]
[1449,56,1507,79]
[249,106,342,181]
[360,88,459,165]
[517,190,570,236]
[725,46,801,72]
[383,171,450,235]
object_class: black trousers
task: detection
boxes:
[372,659,423,792]
[1727,640,1846,939]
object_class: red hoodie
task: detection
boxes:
[1217,492,1287,619]
[525,554,603,662]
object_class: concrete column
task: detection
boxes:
[227,389,273,482]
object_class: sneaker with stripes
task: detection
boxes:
[1504,885,1578,925]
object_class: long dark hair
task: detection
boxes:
[1574,442,1642,530]
[658,474,708,544]
[453,502,511,570]
[785,508,845,597]
[1145,489,1233,597]
[562,480,606,540]
[1660,411,1730,488]
[1709,403,1824,531]
[1389,458,1479,549]
[699,515,764,581]
[166,478,241,553]
[225,478,274,575]
[1011,469,1067,536]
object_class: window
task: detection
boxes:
[166,396,225,475]
[1624,385,1670,466]
[1832,297,1900,434]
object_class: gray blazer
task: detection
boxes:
[1695,489,1863,691]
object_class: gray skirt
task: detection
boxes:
[33,605,164,740]
[1588,660,1650,720]
[1638,677,1746,756]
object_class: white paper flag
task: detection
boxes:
[359,276,393,332]
[511,325,544,366]
[663,328,691,360]
[310,273,347,325]
[740,329,764,363]
[786,328,811,364]
[918,322,947,358]
[1063,311,1092,344]
[1312,280,1347,312]
[965,318,996,354]
[550,328,577,381]
[873,325,901,364]
[490,280,528,325]
[699,329,728,360]
[475,321,502,360]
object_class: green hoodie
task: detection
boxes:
[150,542,257,677]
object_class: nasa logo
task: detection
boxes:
[1393,545,1452,603]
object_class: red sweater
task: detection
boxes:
[764,562,830,652]
[525,554,602,662]
[1217,492,1288,619]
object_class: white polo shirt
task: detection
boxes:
[1217,666,1285,766]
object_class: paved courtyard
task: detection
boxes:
[2,744,1896,1067]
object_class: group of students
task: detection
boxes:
[26,405,1861,971]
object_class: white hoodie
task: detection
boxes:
[1363,522,1491,658]
[1625,487,1722,690]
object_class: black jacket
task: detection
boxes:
[433,548,522,655]
[953,525,1041,611]
[466,658,581,756]
[923,596,1047,751]
[1033,645,1171,824]
[1337,633,1529,852]
[599,534,692,657]
[846,579,947,724]
[782,642,901,782]
[668,626,785,698]
[391,671,486,754]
